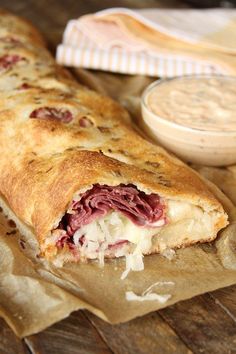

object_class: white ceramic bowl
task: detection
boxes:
[141,76,236,166]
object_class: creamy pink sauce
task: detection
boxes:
[147,77,236,132]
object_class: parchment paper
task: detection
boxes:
[1,70,236,338]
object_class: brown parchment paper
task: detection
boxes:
[1,70,236,338]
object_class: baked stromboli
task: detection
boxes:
[0,12,228,274]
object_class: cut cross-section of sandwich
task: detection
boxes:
[0,146,228,277]
[45,180,226,277]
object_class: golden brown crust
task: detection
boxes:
[0,12,228,259]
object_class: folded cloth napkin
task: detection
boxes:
[56,8,236,77]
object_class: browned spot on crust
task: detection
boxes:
[45,166,53,173]
[6,230,17,236]
[97,126,111,133]
[19,239,26,249]
[117,149,130,156]
[8,219,16,228]
[111,170,122,177]
[146,161,160,168]
[79,117,94,128]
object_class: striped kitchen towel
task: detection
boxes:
[56,8,236,77]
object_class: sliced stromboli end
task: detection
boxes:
[0,148,227,246]
[37,158,228,268]
[41,186,227,269]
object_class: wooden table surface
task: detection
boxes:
[0,0,236,353]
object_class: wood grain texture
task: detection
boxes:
[211,285,236,321]
[159,292,236,354]
[0,319,29,354]
[85,311,193,354]
[25,311,112,354]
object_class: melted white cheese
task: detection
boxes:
[73,211,160,278]
[70,202,217,278]
[51,200,218,277]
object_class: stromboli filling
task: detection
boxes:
[51,184,166,272]
[50,184,219,276]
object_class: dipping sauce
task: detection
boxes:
[147,77,236,132]
[141,76,236,166]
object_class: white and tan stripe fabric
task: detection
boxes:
[56,8,236,77]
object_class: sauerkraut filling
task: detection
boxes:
[51,184,167,275]
[50,184,219,278]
